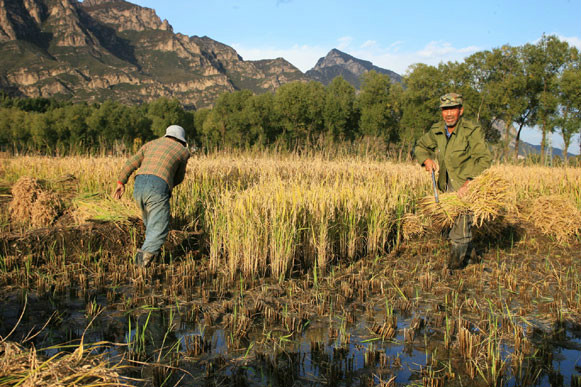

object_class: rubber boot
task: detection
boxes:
[465,246,477,266]
[134,249,144,266]
[141,251,157,268]
[448,243,469,271]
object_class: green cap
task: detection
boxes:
[439,93,463,108]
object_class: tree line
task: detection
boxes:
[0,35,579,162]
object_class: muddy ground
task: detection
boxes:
[1,215,581,387]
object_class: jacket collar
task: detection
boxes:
[434,117,463,136]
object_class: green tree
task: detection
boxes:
[273,81,326,147]
[323,77,358,141]
[358,71,398,142]
[525,35,574,163]
[400,64,446,145]
[553,58,581,163]
[193,108,211,148]
[200,90,255,148]
[28,112,57,152]
[146,97,193,138]
[245,92,276,146]
[480,45,528,160]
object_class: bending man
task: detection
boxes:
[113,125,190,267]
[414,93,492,271]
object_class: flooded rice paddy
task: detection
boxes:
[1,221,581,386]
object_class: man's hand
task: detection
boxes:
[423,159,438,173]
[457,180,470,198]
[113,182,125,199]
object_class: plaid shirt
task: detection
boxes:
[118,137,190,190]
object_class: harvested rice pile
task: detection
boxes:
[401,213,426,240]
[0,341,128,387]
[519,195,581,242]
[9,177,62,228]
[419,169,514,229]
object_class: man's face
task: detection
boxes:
[441,106,464,128]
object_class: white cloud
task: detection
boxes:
[388,40,404,52]
[558,35,581,49]
[347,40,482,75]
[234,40,482,75]
[361,40,377,49]
[337,36,353,50]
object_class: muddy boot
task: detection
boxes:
[448,243,468,271]
[465,246,478,266]
[134,249,144,266]
[141,251,157,268]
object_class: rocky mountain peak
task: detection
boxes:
[82,0,123,6]
[0,0,45,42]
[0,0,307,108]
[313,49,372,71]
[306,48,401,88]
[81,0,172,32]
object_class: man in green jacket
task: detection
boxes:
[414,93,492,271]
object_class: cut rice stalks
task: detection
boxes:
[519,195,581,243]
[9,177,62,228]
[419,169,515,229]
[0,341,131,387]
[72,193,140,224]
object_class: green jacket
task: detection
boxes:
[414,117,492,192]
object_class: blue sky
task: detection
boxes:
[130,0,581,154]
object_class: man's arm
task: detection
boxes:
[414,130,438,171]
[113,181,125,199]
[173,157,189,187]
[113,147,145,199]
[468,125,492,176]
[457,125,492,198]
[117,148,145,185]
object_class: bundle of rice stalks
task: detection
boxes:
[419,169,515,229]
[9,177,62,228]
[0,341,129,387]
[72,193,140,224]
[463,169,516,226]
[419,193,468,229]
[401,213,427,240]
[519,195,581,242]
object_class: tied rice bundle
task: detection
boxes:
[419,193,468,228]
[463,169,516,227]
[9,176,62,227]
[420,169,514,229]
[401,213,426,240]
[519,195,581,242]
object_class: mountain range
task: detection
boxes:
[0,0,401,109]
[0,0,573,157]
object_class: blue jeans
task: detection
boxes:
[133,174,171,255]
